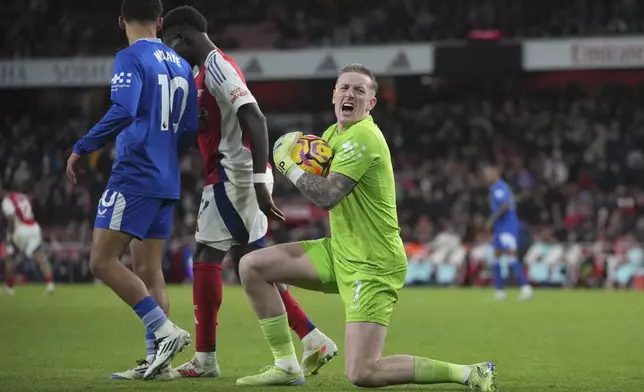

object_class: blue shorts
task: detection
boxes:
[492,231,519,252]
[94,189,175,240]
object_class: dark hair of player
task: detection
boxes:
[121,0,163,23]
[339,63,379,93]
[162,5,208,34]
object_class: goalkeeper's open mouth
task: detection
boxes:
[341,102,355,114]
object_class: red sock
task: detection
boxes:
[44,275,53,284]
[277,285,316,339]
[6,276,14,289]
[193,262,223,352]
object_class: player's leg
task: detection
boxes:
[31,247,55,295]
[236,239,333,386]
[494,232,532,300]
[228,177,337,369]
[343,322,496,390]
[130,239,170,314]
[231,244,338,376]
[110,237,174,380]
[94,230,168,381]
[92,191,189,380]
[140,199,192,379]
[173,241,226,378]
[111,201,179,381]
[130,238,170,365]
[28,227,54,295]
[232,244,321,340]
[491,232,509,300]
[491,248,506,300]
[90,228,165,314]
[505,249,532,300]
[273,281,317,339]
[3,246,16,295]
[339,273,497,390]
[173,184,232,378]
[4,232,25,295]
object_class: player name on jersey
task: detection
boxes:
[153,50,183,66]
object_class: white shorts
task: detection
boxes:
[7,224,42,257]
[195,178,274,252]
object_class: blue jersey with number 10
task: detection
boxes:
[73,38,198,200]
[489,179,519,235]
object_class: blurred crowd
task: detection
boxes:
[384,85,644,246]
[3,0,644,288]
[2,84,644,247]
[2,81,644,287]
[2,0,643,57]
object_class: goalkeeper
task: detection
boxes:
[236,63,497,391]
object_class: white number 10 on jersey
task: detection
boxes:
[158,74,189,133]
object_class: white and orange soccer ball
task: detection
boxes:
[290,135,334,176]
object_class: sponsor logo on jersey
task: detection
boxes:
[230,87,249,104]
[111,72,132,92]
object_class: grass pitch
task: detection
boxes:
[0,285,642,392]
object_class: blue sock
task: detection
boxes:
[146,328,156,360]
[492,262,504,290]
[510,258,528,287]
[133,296,168,332]
[306,319,317,334]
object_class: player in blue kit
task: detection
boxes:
[65,0,198,381]
[482,165,533,301]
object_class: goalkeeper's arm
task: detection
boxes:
[272,131,356,210]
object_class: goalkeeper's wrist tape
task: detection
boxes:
[288,166,305,184]
[253,173,268,183]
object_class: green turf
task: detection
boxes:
[0,285,642,391]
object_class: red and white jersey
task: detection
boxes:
[2,192,37,228]
[196,48,269,187]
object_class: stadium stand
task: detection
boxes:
[2,81,643,286]
[2,0,644,57]
[1,0,643,289]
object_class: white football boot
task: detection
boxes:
[301,329,339,376]
[110,359,174,380]
[518,285,534,301]
[143,326,191,380]
[44,282,55,296]
[173,354,221,378]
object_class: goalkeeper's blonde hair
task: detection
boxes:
[338,63,378,93]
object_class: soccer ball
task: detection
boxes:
[291,135,334,176]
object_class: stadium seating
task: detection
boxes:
[0,0,643,288]
[1,82,642,287]
[2,0,644,57]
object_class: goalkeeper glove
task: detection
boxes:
[273,131,305,183]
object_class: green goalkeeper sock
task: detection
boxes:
[259,313,300,373]
[413,356,468,384]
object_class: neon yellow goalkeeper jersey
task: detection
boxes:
[321,115,407,275]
